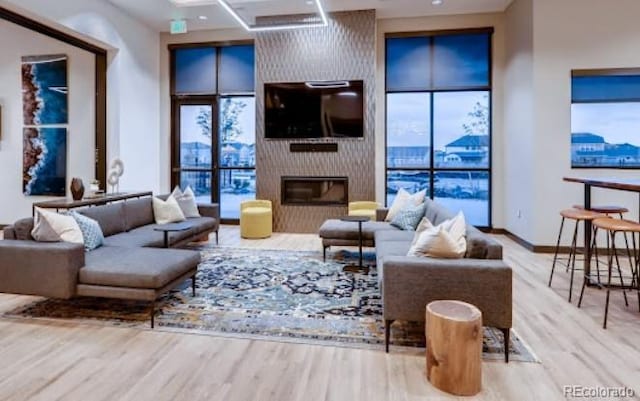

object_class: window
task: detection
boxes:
[171,43,255,222]
[571,70,640,168]
[385,31,492,227]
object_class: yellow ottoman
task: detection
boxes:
[240,200,273,239]
[348,201,379,221]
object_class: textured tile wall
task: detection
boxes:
[255,10,376,233]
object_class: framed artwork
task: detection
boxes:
[22,54,68,125]
[23,127,67,196]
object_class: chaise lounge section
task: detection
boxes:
[319,199,513,361]
[0,196,219,327]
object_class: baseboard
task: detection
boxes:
[493,228,632,255]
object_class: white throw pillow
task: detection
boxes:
[170,186,200,218]
[153,196,186,225]
[385,188,427,222]
[410,217,434,247]
[407,212,467,259]
[31,208,84,244]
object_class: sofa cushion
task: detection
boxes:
[319,219,399,241]
[123,198,155,231]
[77,203,127,237]
[466,226,503,259]
[375,230,415,243]
[80,246,200,289]
[186,216,217,235]
[424,198,455,226]
[13,218,35,240]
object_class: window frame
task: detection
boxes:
[571,68,640,170]
[169,40,256,224]
[384,28,494,229]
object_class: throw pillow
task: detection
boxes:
[68,212,104,251]
[171,186,200,218]
[407,211,467,259]
[410,217,434,247]
[31,208,84,244]
[390,203,426,231]
[385,188,427,222]
[153,196,186,225]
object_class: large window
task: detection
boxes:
[385,30,492,227]
[171,43,255,222]
[571,70,640,168]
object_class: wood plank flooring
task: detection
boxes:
[0,225,638,401]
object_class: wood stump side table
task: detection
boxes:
[425,300,483,396]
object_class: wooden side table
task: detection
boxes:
[426,300,483,396]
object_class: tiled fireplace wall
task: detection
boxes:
[255,10,376,233]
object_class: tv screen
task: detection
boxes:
[265,81,364,139]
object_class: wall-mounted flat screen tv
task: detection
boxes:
[265,80,364,139]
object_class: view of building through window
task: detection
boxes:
[386,32,492,227]
[179,98,256,219]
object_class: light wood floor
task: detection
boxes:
[0,225,639,401]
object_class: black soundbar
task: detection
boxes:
[290,143,338,153]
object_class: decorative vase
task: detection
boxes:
[70,178,85,201]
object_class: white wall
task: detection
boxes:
[500,0,640,246]
[0,20,95,224]
[503,0,534,241]
[376,13,506,229]
[4,0,162,195]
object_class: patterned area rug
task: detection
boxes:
[4,246,538,362]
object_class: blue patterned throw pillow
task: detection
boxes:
[390,203,426,231]
[68,211,105,251]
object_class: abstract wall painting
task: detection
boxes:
[23,127,67,196]
[22,54,68,125]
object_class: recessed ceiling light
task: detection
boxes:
[198,15,208,20]
[218,0,328,32]
[432,0,443,5]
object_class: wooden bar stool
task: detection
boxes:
[549,208,607,302]
[578,218,640,328]
[573,205,634,270]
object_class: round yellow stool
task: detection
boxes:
[240,200,273,239]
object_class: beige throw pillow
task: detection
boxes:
[31,208,84,244]
[153,196,186,225]
[170,186,200,218]
[407,212,467,259]
[410,217,434,247]
[385,188,427,222]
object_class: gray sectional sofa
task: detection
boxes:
[0,196,219,327]
[319,198,513,361]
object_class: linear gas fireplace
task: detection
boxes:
[281,176,348,206]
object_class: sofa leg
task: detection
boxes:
[502,328,510,363]
[215,231,219,245]
[192,275,196,296]
[385,320,394,353]
[323,246,328,262]
[150,301,156,329]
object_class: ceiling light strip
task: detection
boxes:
[217,0,328,32]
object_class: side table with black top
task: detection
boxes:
[153,222,193,248]
[340,216,370,274]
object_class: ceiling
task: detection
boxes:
[105,0,513,32]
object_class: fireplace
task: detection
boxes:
[281,177,348,206]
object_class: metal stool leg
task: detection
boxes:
[549,217,566,287]
[613,235,629,307]
[592,226,601,284]
[604,231,615,329]
[568,221,580,302]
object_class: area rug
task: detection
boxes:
[3,246,538,362]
